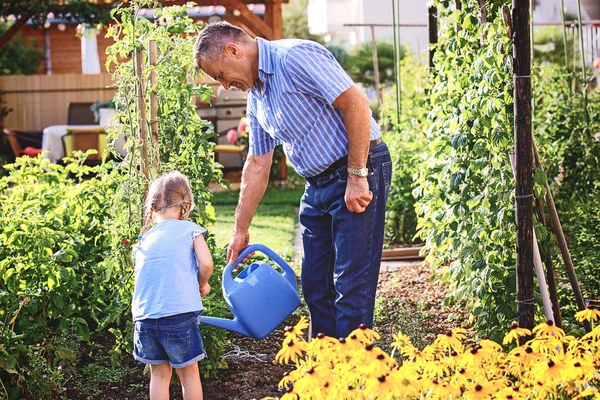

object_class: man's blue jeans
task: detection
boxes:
[300,141,392,339]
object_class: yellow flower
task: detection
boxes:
[276,337,308,365]
[494,385,529,399]
[527,335,564,356]
[503,321,532,346]
[390,368,420,397]
[421,358,451,379]
[573,387,600,400]
[306,332,338,356]
[364,374,399,399]
[583,324,600,341]
[348,324,381,345]
[294,362,331,394]
[532,319,565,340]
[463,380,502,399]
[283,315,309,339]
[528,357,566,384]
[561,356,597,381]
[433,328,467,352]
[574,307,600,323]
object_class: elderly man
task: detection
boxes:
[194,22,392,339]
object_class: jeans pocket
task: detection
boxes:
[167,331,191,356]
[135,331,153,353]
[382,161,392,191]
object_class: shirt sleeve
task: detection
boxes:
[246,95,279,156]
[191,225,207,243]
[285,42,355,105]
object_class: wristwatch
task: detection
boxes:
[347,166,369,177]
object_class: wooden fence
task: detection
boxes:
[0,74,116,132]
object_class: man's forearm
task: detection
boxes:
[332,86,371,168]
[233,153,272,233]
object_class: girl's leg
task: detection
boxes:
[175,362,203,400]
[149,362,172,400]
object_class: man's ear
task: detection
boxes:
[224,43,240,57]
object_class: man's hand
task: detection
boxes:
[199,282,211,298]
[345,174,372,213]
[227,230,253,265]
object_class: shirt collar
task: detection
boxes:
[254,37,273,94]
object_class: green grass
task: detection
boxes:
[207,167,304,259]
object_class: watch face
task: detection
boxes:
[349,167,368,177]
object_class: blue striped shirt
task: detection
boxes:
[247,38,382,178]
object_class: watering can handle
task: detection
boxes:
[222,244,297,290]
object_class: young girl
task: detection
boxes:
[132,171,213,400]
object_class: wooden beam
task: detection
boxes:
[269,0,283,39]
[0,14,30,52]
[224,0,273,39]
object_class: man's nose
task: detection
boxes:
[219,78,230,90]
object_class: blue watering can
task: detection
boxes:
[200,244,301,340]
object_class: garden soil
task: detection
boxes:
[63,259,471,400]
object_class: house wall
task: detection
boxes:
[20,24,114,75]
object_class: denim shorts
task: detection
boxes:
[133,312,206,368]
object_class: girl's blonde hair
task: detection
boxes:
[140,171,195,237]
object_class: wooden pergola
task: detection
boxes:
[98,0,287,39]
[0,0,287,52]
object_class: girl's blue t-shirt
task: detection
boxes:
[132,219,206,321]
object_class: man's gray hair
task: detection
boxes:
[194,22,251,72]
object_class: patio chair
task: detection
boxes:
[66,102,96,125]
[61,128,107,166]
[3,129,43,158]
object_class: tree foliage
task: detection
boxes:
[0,0,114,27]
[347,41,406,89]
[0,22,44,75]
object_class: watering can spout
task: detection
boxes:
[200,316,251,337]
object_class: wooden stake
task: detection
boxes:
[428,6,438,69]
[148,40,160,170]
[513,0,535,332]
[532,142,591,332]
[135,48,150,182]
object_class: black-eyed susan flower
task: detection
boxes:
[529,357,566,384]
[276,337,308,365]
[348,324,381,345]
[527,335,563,356]
[574,306,600,324]
[583,324,600,341]
[390,368,420,397]
[494,384,529,399]
[463,380,501,400]
[561,356,597,381]
[283,315,309,339]
[433,328,466,352]
[364,374,398,399]
[532,319,565,340]
[503,321,532,346]
[572,387,600,400]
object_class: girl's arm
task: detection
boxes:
[193,234,214,297]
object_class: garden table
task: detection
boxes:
[42,125,127,163]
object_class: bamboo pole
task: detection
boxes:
[532,143,591,332]
[148,40,160,170]
[370,26,382,107]
[533,196,563,328]
[513,0,535,332]
[135,48,150,182]
[560,0,569,68]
